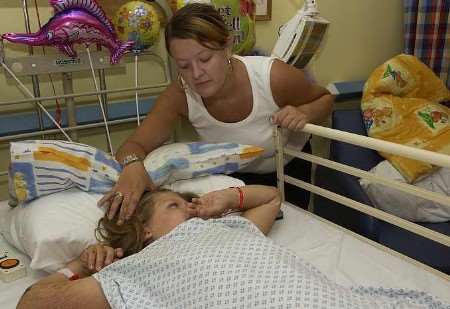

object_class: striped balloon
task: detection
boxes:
[50,0,116,35]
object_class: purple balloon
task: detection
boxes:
[2,0,133,64]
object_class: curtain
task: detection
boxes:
[404,0,450,88]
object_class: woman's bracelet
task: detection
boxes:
[120,153,142,168]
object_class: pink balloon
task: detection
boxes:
[2,0,134,64]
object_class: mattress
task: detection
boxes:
[0,201,449,309]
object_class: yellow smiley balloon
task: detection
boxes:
[114,1,161,52]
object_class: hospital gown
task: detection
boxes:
[93,216,449,309]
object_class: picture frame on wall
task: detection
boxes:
[255,0,272,21]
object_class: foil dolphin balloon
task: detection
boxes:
[2,0,134,64]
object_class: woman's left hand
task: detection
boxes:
[271,105,310,131]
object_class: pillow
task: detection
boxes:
[143,142,263,186]
[0,188,104,273]
[359,160,450,223]
[0,176,245,272]
[362,54,450,102]
[361,54,450,183]
[8,140,263,204]
[8,140,120,206]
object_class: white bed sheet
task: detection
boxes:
[1,201,449,309]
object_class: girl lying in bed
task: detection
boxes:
[18,185,448,309]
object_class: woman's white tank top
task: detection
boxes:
[185,55,309,174]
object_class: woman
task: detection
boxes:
[17,186,448,308]
[99,3,334,224]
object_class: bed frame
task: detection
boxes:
[0,0,174,146]
[0,0,449,293]
[274,124,450,280]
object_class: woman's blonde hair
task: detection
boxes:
[165,3,229,54]
[96,190,197,257]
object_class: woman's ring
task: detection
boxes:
[114,191,124,200]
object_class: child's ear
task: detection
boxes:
[143,226,153,243]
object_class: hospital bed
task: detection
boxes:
[1,196,450,308]
[1,74,449,307]
[1,66,449,308]
[1,4,449,308]
[1,122,450,308]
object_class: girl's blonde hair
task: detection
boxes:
[96,190,197,257]
[165,3,230,54]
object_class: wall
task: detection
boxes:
[1,0,404,101]
[256,0,404,85]
[0,0,404,200]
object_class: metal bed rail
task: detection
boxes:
[274,124,450,250]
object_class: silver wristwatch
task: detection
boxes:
[120,153,142,167]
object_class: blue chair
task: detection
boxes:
[313,109,450,274]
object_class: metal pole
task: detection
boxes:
[274,126,285,203]
[22,0,44,135]
[97,45,109,121]
[62,72,78,141]
[98,68,109,119]
[98,68,112,152]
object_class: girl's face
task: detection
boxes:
[143,192,195,241]
[169,38,230,98]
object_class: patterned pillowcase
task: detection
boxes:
[144,142,263,186]
[8,140,264,205]
[8,140,121,206]
[361,54,450,182]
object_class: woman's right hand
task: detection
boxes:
[97,162,156,224]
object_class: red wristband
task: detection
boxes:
[233,187,244,209]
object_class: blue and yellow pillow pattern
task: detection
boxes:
[144,142,264,185]
[9,140,264,205]
[9,140,121,205]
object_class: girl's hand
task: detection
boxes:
[97,162,156,225]
[271,105,310,131]
[192,188,238,219]
[78,244,124,275]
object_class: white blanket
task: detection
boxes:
[93,216,449,309]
